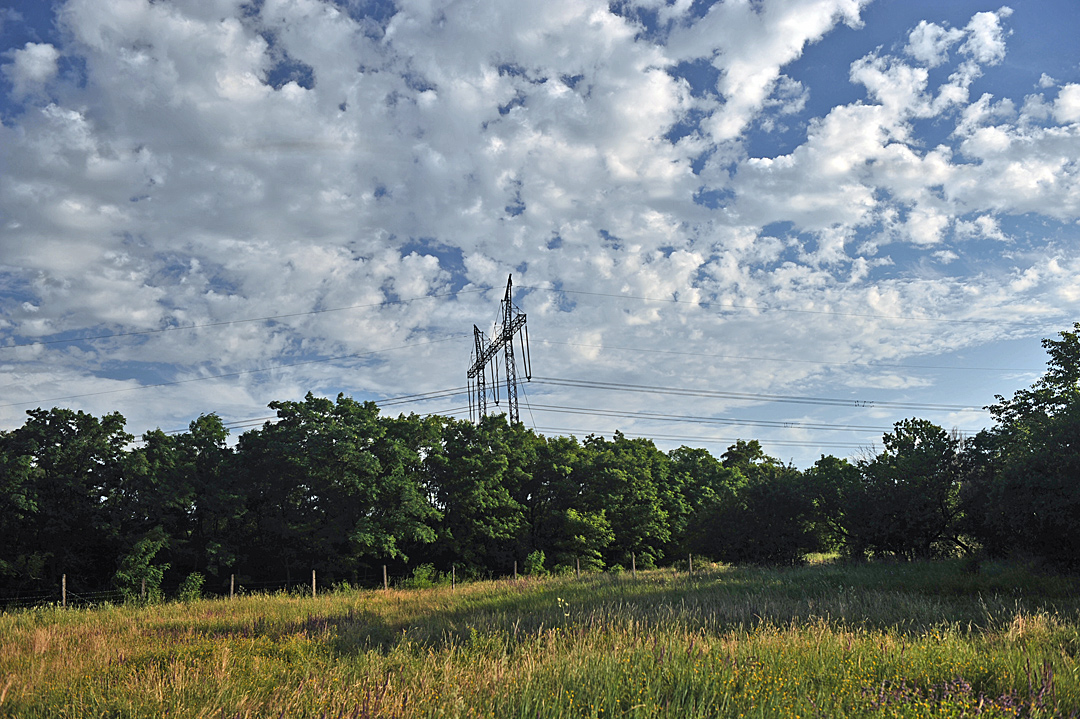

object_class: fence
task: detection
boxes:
[0,552,699,612]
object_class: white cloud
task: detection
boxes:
[1053,84,1080,124]
[955,215,1008,242]
[905,20,964,68]
[958,8,1012,65]
[1,0,1079,467]
[2,42,60,98]
[668,0,870,142]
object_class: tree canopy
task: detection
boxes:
[2,324,1078,596]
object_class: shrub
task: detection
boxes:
[524,550,548,576]
[403,563,438,589]
[178,572,205,602]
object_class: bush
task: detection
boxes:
[178,572,205,602]
[524,550,548,576]
[403,563,438,589]
[114,531,169,603]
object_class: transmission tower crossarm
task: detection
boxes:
[465,274,531,424]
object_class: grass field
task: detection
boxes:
[2,560,1079,718]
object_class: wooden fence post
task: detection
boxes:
[141,578,146,601]
[575,558,580,578]
[689,553,693,577]
[312,569,316,599]
[383,565,388,591]
[631,552,636,579]
[514,561,518,580]
[230,574,235,600]
[62,574,66,608]
[452,565,456,591]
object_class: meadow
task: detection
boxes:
[2,560,1079,718]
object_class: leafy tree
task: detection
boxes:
[720,439,774,471]
[669,446,745,559]
[0,432,44,588]
[848,419,962,559]
[804,454,862,554]
[0,408,132,590]
[124,415,242,587]
[580,432,670,567]
[521,435,581,564]
[425,414,529,573]
[547,507,615,571]
[237,393,438,583]
[967,323,1080,566]
[113,526,169,602]
[687,442,820,565]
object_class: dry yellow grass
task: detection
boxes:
[1,561,1078,717]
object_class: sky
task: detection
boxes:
[1,0,1079,468]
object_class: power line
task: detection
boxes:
[531,376,987,412]
[539,340,1042,373]
[1,288,486,350]
[146,387,472,437]
[137,371,985,444]
[524,402,906,433]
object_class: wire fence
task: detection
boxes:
[0,554,668,613]
[0,564,462,612]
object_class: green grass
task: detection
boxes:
[2,560,1080,717]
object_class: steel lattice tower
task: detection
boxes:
[467,275,531,424]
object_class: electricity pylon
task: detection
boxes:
[467,275,531,424]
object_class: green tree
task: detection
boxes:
[0,408,131,591]
[113,526,169,602]
[669,446,745,560]
[237,393,438,583]
[688,441,820,565]
[804,454,862,554]
[967,323,1080,566]
[580,432,670,567]
[0,432,44,588]
[850,419,963,559]
[425,415,529,573]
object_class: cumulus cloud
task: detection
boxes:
[1,0,1079,466]
[1053,84,1080,124]
[905,20,964,67]
[2,42,60,98]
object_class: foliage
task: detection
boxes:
[236,394,439,584]
[113,528,169,602]
[848,419,963,559]
[401,563,439,589]
[966,322,1080,566]
[3,324,1079,592]
[580,431,671,567]
[0,408,132,592]
[524,549,548,576]
[425,415,530,573]
[177,572,205,602]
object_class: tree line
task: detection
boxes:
[2,324,1077,598]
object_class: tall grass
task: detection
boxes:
[2,560,1078,717]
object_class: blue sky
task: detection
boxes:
[2,0,1079,467]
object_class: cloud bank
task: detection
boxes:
[1,0,1078,464]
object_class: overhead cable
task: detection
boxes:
[531,376,987,412]
[540,340,1041,373]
